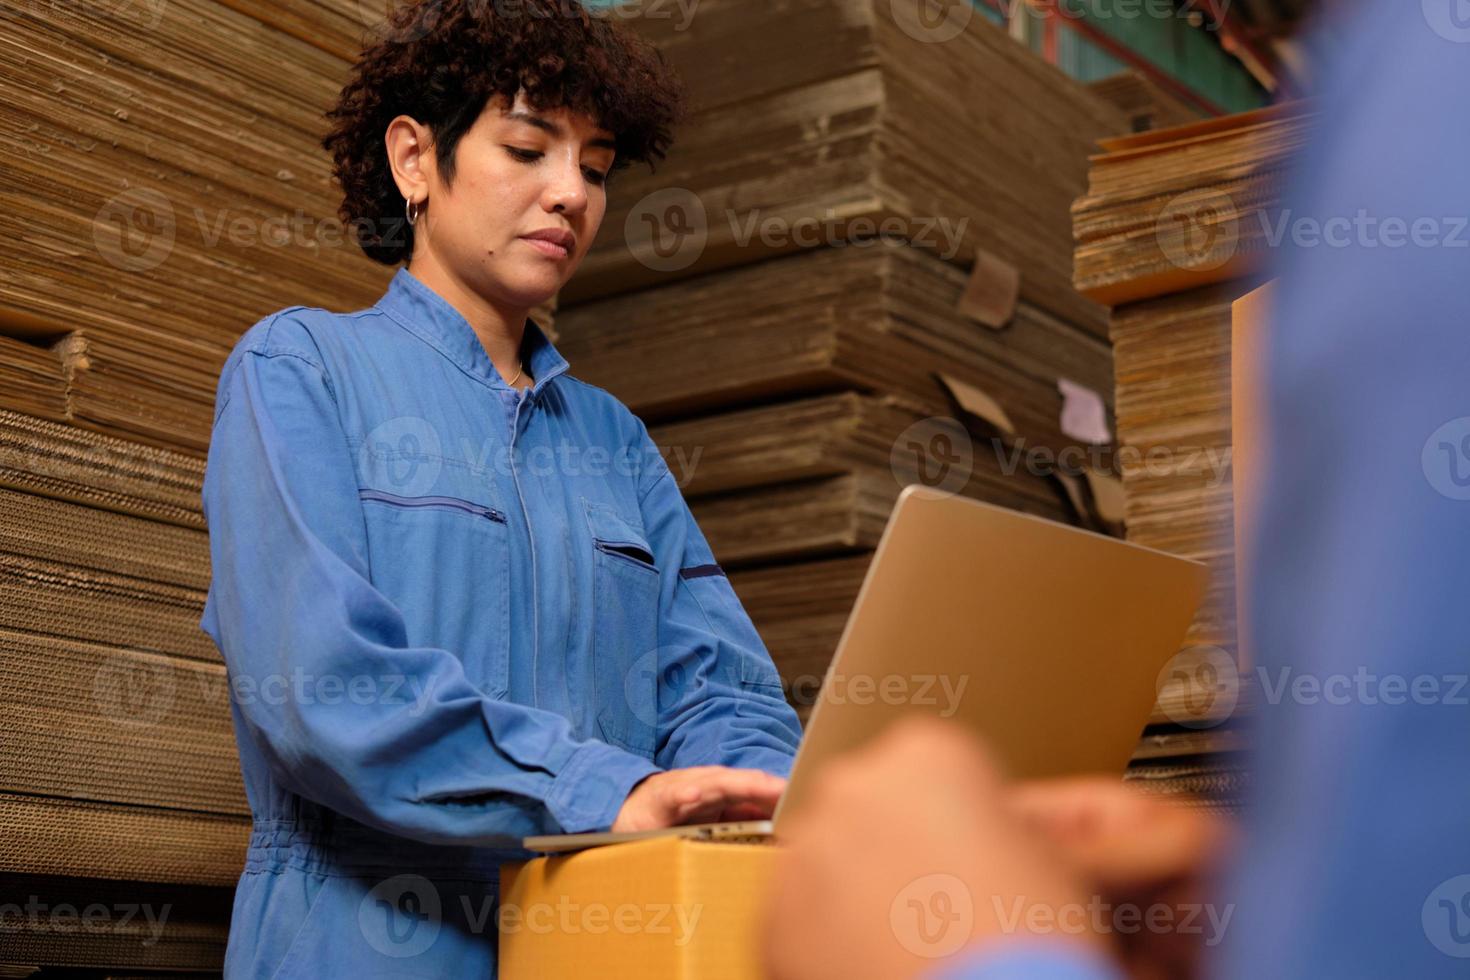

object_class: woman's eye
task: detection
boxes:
[507,147,608,186]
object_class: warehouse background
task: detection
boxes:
[1,0,1316,974]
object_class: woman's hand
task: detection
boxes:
[611,766,787,832]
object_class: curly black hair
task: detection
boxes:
[322,0,688,266]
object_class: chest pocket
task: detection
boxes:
[583,497,660,757]
[357,487,512,699]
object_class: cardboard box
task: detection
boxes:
[499,837,776,979]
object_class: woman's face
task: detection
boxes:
[416,89,616,311]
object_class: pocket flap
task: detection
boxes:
[582,498,654,562]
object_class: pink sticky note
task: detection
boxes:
[1058,378,1112,445]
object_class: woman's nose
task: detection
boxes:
[541,148,590,215]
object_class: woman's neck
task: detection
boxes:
[407,256,531,388]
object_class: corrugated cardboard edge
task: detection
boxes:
[1230,279,1276,674]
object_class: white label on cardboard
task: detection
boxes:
[1058,378,1111,445]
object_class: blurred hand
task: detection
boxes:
[1009,778,1238,980]
[762,715,1110,980]
[611,766,787,832]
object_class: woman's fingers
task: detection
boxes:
[660,768,787,824]
[613,766,790,831]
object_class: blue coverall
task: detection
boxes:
[200,265,803,977]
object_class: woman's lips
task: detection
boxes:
[521,237,570,259]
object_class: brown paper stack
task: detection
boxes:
[1073,105,1315,811]
[565,231,1121,566]
[557,2,1129,733]
[0,873,235,973]
[1087,70,1205,134]
[0,2,559,457]
[567,0,1128,339]
[0,2,409,970]
[1072,103,1312,306]
[0,406,248,967]
[656,391,1077,561]
[0,408,248,875]
[0,3,391,416]
[0,335,69,423]
[567,238,1117,547]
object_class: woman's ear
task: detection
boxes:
[385,114,434,204]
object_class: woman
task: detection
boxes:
[199,2,802,975]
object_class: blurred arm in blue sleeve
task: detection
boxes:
[928,1,1470,978]
[200,319,659,846]
[1215,1,1470,976]
[632,419,804,776]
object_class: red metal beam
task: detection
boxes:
[1193,0,1286,95]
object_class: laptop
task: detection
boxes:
[523,484,1208,853]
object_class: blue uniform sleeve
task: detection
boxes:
[199,316,659,845]
[922,942,1127,980]
[1214,4,1470,978]
[632,420,804,775]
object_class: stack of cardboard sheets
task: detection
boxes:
[0,334,69,423]
[0,1,424,971]
[1073,104,1314,811]
[566,0,1125,337]
[1072,104,1312,306]
[557,0,1132,727]
[0,407,249,970]
[1087,70,1204,134]
[0,1,395,454]
[0,1,559,458]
